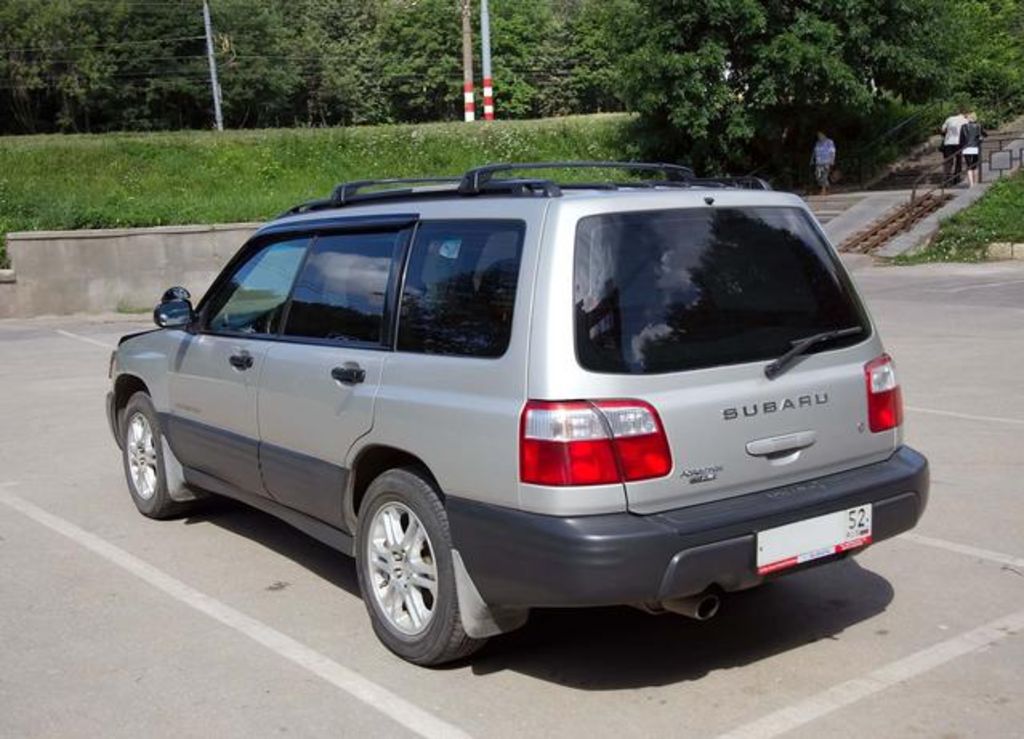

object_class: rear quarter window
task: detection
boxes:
[574,206,869,374]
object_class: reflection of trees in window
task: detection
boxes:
[574,208,867,374]
[637,209,863,372]
[399,252,520,358]
[575,285,623,371]
[282,232,398,342]
[286,300,382,343]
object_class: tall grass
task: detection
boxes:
[0,114,634,267]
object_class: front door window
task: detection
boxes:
[282,231,404,345]
[205,238,308,335]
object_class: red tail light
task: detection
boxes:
[520,400,672,486]
[864,354,903,432]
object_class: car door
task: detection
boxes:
[165,236,309,495]
[256,227,409,528]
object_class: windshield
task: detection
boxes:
[573,206,869,374]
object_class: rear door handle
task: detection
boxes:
[229,351,254,370]
[331,363,366,385]
[746,430,817,457]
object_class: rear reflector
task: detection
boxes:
[520,400,672,486]
[864,354,903,432]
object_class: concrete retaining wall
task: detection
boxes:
[0,223,258,318]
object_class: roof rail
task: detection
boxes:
[330,177,461,205]
[278,161,770,217]
[458,161,695,194]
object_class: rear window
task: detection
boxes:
[574,207,869,374]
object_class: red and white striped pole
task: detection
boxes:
[463,82,476,123]
[480,0,494,120]
[481,78,493,121]
[461,0,475,122]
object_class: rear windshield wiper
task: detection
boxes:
[764,326,864,380]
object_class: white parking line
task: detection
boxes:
[715,605,1024,739]
[0,490,471,739]
[945,278,1024,293]
[55,329,116,350]
[905,405,1024,426]
[902,533,1024,570]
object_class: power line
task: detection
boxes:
[37,1,204,6]
[0,36,206,54]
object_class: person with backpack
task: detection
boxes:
[959,112,986,187]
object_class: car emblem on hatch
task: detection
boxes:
[681,465,723,484]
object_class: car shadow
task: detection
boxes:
[185,498,893,691]
[471,558,893,690]
[183,496,361,597]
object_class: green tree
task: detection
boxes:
[937,0,1024,122]
[620,0,948,173]
[378,0,462,123]
[0,0,127,133]
[543,0,633,117]
[281,0,387,126]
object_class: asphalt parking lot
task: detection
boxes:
[1,260,1022,739]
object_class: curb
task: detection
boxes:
[987,243,1024,261]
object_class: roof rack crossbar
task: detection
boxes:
[458,161,695,194]
[687,176,772,190]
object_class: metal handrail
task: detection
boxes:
[910,149,963,202]
[910,130,1024,201]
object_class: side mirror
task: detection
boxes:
[161,286,191,302]
[154,287,195,329]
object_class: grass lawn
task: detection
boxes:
[0,113,633,267]
[896,170,1024,263]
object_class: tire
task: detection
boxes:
[356,467,485,666]
[120,392,188,520]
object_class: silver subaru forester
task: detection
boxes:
[107,162,928,665]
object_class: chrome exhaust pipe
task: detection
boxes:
[661,593,721,621]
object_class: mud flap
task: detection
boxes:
[162,437,205,503]
[452,549,528,639]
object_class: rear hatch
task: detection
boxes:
[573,205,899,514]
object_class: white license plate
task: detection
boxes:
[756,504,872,575]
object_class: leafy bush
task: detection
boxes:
[896,171,1024,263]
[0,114,632,267]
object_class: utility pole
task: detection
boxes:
[460,0,475,122]
[480,0,493,120]
[203,0,224,131]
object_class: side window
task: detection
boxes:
[206,238,308,335]
[398,220,525,358]
[283,230,404,344]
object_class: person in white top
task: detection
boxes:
[940,107,969,183]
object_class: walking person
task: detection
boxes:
[940,106,969,183]
[960,112,986,187]
[811,131,836,196]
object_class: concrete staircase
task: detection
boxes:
[804,115,1024,256]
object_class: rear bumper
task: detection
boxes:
[448,446,928,608]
